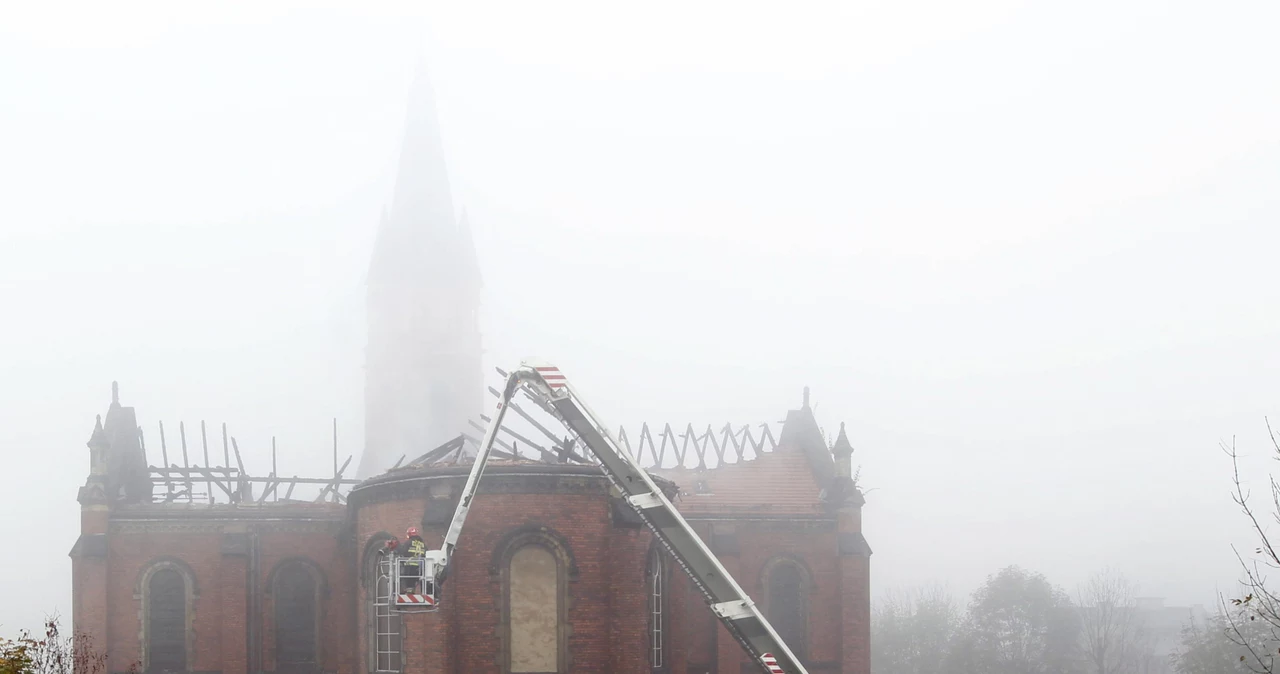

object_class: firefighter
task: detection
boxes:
[398,527,426,594]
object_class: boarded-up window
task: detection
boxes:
[766,562,806,660]
[508,545,558,673]
[275,566,318,672]
[147,569,186,673]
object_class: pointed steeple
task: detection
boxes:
[391,64,455,237]
[457,208,482,291]
[361,65,483,479]
[369,64,462,286]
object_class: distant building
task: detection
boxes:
[1134,597,1208,673]
[68,68,873,674]
[1076,596,1207,674]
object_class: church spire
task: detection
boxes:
[457,207,482,291]
[361,65,483,479]
[390,64,455,236]
[369,64,462,284]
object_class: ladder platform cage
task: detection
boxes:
[382,553,438,612]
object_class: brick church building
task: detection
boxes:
[69,68,872,674]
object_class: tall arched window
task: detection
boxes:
[496,527,572,674]
[364,539,402,673]
[646,547,667,671]
[142,562,192,674]
[272,561,320,673]
[764,558,808,661]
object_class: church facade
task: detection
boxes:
[68,70,872,674]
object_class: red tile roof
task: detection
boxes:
[650,444,827,516]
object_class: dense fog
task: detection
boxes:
[2,2,1279,671]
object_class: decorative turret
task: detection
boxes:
[79,382,151,505]
[832,422,854,479]
[822,422,862,509]
[87,414,108,477]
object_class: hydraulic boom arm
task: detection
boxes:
[434,360,808,674]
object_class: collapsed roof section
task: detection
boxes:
[83,383,360,507]
[82,380,861,515]
[382,384,862,516]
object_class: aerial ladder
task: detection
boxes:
[383,360,808,674]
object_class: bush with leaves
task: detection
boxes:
[0,637,33,674]
[946,566,1082,674]
[872,584,960,674]
[0,615,134,674]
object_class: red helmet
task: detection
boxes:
[406,527,419,537]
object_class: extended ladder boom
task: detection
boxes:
[441,374,519,563]
[488,361,808,674]
[399,376,518,612]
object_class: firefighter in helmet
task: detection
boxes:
[397,526,426,594]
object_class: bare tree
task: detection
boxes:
[1222,420,1280,674]
[1076,568,1151,674]
[872,584,959,674]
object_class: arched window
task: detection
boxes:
[496,527,573,674]
[271,561,321,673]
[509,545,558,672]
[646,547,667,671]
[364,538,402,673]
[764,558,809,661]
[140,561,193,674]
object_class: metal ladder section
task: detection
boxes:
[373,556,402,672]
[513,363,807,674]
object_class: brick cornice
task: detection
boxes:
[350,464,618,509]
[683,516,838,532]
[109,519,342,535]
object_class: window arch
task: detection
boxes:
[493,526,574,674]
[138,559,195,674]
[646,546,668,672]
[269,559,324,673]
[762,557,809,661]
[363,535,402,673]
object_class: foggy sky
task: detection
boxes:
[2,0,1279,634]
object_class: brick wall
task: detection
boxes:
[258,531,357,674]
[72,555,112,670]
[607,526,652,674]
[78,475,869,674]
[86,515,351,674]
[741,526,841,667]
[105,532,222,673]
[660,519,854,674]
[352,469,655,674]
[839,556,870,674]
